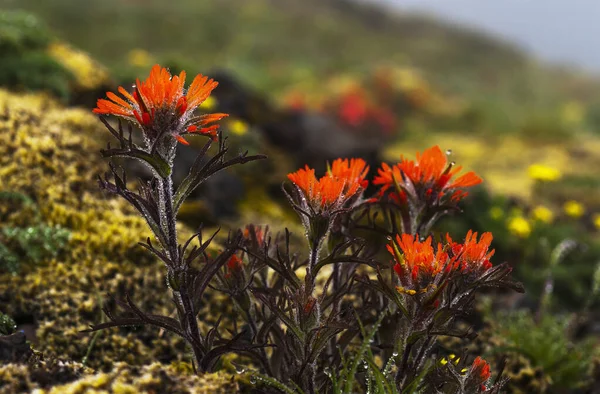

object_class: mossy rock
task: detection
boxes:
[47,41,112,107]
[0,89,237,371]
[0,360,239,393]
[0,10,111,105]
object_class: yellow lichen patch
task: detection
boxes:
[0,362,239,393]
[0,89,152,261]
[47,42,111,90]
[0,89,224,368]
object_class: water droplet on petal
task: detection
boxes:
[446,149,452,156]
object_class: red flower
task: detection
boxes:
[330,158,370,190]
[338,89,368,127]
[447,230,494,273]
[388,230,495,292]
[373,145,482,205]
[224,255,243,279]
[287,158,369,211]
[243,225,265,246]
[94,64,228,144]
[470,356,491,390]
[388,234,448,289]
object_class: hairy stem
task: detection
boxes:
[396,339,413,388]
[159,175,205,371]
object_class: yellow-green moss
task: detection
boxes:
[0,361,238,394]
[47,42,111,92]
[0,89,205,369]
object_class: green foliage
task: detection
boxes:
[0,10,74,99]
[488,310,596,390]
[0,311,16,335]
[0,191,71,274]
[0,9,51,54]
[0,51,74,100]
[439,189,600,309]
[534,174,600,207]
[0,224,71,273]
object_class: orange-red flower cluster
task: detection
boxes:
[373,145,482,205]
[389,234,447,284]
[224,255,243,279]
[243,225,265,246]
[469,356,491,390]
[94,64,228,144]
[446,230,494,273]
[388,231,495,292]
[336,88,397,134]
[287,158,369,211]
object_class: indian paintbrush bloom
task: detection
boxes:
[446,230,494,275]
[373,145,482,205]
[467,356,492,391]
[89,64,266,374]
[286,158,369,285]
[94,64,228,146]
[389,234,447,293]
[287,158,369,213]
[388,230,495,294]
[225,254,244,277]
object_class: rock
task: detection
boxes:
[0,332,32,363]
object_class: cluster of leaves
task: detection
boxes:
[485,310,597,391]
[0,10,74,100]
[0,191,71,274]
[476,238,600,392]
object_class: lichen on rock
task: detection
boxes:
[0,88,235,393]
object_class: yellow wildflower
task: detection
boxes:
[593,214,600,230]
[507,216,531,238]
[527,164,561,182]
[532,205,554,223]
[563,200,584,218]
[229,119,249,136]
[200,95,217,110]
[489,206,503,220]
[127,49,153,68]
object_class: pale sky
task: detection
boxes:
[367,0,600,71]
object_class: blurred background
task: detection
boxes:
[0,0,599,392]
